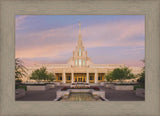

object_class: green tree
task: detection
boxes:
[137,70,145,87]
[47,73,55,82]
[30,67,55,82]
[15,58,27,81]
[105,67,135,82]
[137,59,145,87]
[105,72,113,82]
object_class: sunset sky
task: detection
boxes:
[15,15,145,67]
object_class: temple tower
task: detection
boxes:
[68,22,92,67]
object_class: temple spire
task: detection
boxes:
[79,22,81,33]
[78,22,82,46]
[78,22,82,40]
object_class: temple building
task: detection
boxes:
[25,23,142,83]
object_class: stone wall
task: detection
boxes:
[46,84,55,89]
[27,85,47,91]
[55,89,106,101]
[105,83,115,89]
[114,85,134,90]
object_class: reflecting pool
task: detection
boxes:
[60,92,103,101]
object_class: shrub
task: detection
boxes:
[16,85,27,91]
[134,85,144,90]
[137,70,145,88]
[16,79,22,83]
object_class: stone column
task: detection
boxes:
[95,71,98,83]
[71,72,74,83]
[62,71,66,83]
[86,72,89,83]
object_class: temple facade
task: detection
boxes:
[25,23,142,83]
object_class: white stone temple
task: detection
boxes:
[24,22,143,83]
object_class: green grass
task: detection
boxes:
[134,85,144,90]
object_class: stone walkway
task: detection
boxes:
[16,87,61,101]
[100,87,144,101]
[16,86,144,101]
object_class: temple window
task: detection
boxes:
[98,76,102,80]
[79,59,81,66]
[75,59,77,66]
[79,48,81,56]
[83,59,85,66]
[58,76,62,80]
[89,76,94,80]
[67,76,71,80]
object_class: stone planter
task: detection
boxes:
[90,83,100,86]
[27,85,47,91]
[70,85,76,88]
[105,83,115,89]
[15,89,26,99]
[114,85,134,90]
[99,82,105,86]
[135,88,145,98]
[70,89,91,93]
[70,84,90,88]
[55,82,61,86]
[46,84,55,89]
[84,85,90,88]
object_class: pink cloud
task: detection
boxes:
[124,60,144,67]
[82,20,144,48]
[16,18,144,66]
[16,42,74,58]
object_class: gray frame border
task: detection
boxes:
[0,0,160,116]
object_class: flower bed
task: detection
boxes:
[61,87,69,91]
[92,87,100,91]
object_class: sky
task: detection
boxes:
[15,15,145,67]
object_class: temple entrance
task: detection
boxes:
[78,77,82,82]
[74,73,86,82]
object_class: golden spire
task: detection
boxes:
[78,22,82,46]
[79,22,81,39]
[79,22,81,32]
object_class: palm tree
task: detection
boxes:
[15,58,27,81]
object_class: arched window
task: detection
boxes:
[79,48,81,56]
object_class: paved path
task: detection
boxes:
[100,87,144,101]
[16,86,144,101]
[16,87,61,101]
